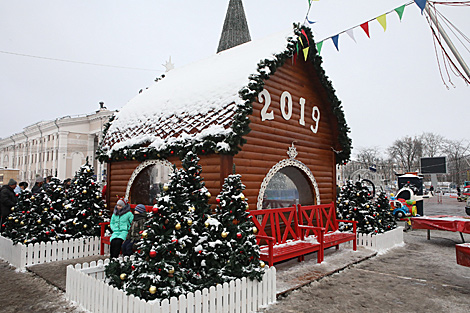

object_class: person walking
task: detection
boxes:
[31,177,44,194]
[122,204,148,256]
[0,179,18,232]
[109,199,133,258]
[14,182,28,194]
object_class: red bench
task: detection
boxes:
[249,205,325,266]
[456,243,470,267]
[99,204,153,255]
[298,202,357,255]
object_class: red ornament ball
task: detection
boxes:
[202,150,205,153]
[51,229,54,232]
[198,250,202,254]
[63,229,67,233]
[152,207,159,214]
[22,211,25,214]
[216,198,221,203]
[131,265,135,270]
[143,154,147,157]
[139,230,143,234]
[170,151,174,154]
[172,239,178,243]
[237,233,242,239]
[149,250,157,258]
[27,211,30,214]
[46,231,50,235]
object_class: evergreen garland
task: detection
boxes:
[97,24,351,165]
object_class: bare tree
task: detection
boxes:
[442,139,470,185]
[356,147,381,167]
[388,136,423,173]
[420,132,445,157]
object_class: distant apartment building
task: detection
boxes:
[0,107,114,186]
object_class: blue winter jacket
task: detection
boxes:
[110,204,134,241]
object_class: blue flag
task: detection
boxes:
[414,0,427,14]
[332,35,340,51]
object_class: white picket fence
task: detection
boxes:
[0,235,105,270]
[66,259,277,313]
[347,226,404,251]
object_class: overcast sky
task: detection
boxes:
[1,0,468,157]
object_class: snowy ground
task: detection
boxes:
[0,195,468,312]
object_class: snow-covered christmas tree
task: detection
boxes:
[215,174,263,281]
[2,190,30,244]
[337,181,396,234]
[375,191,397,232]
[105,152,263,301]
[65,159,109,238]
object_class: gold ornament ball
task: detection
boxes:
[142,232,148,239]
[175,223,181,230]
[24,239,28,244]
[73,221,77,225]
[8,216,13,220]
[74,181,78,185]
[120,273,127,280]
[253,227,258,234]
[168,267,175,274]
[15,219,19,223]
[206,192,211,198]
[240,195,245,201]
[37,220,42,224]
[357,193,360,196]
[11,207,15,211]
[31,196,35,200]
[104,204,107,208]
[204,222,209,228]
[87,169,90,173]
[221,231,228,238]
[187,220,193,226]
[260,261,266,268]
[83,224,88,229]
[189,206,195,212]
[149,286,157,294]
[82,190,87,194]
[99,212,102,216]
[245,204,249,210]
[20,221,24,225]
[44,208,48,212]
[96,196,100,199]
[163,185,169,192]
[366,205,369,209]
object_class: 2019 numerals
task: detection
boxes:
[258,89,320,134]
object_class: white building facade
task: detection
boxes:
[0,108,114,185]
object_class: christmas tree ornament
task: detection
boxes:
[175,223,181,230]
[37,219,41,224]
[253,227,258,234]
[187,220,193,226]
[14,219,18,223]
[99,212,102,216]
[260,261,265,268]
[120,273,127,280]
[149,286,157,294]
[96,196,100,199]
[240,195,245,201]
[152,207,159,214]
[165,219,169,224]
[189,206,195,212]
[20,221,24,225]
[163,185,169,192]
[141,231,148,239]
[221,231,228,238]
[83,224,88,229]
[216,198,221,203]
[236,233,242,239]
[149,250,157,258]
[82,190,87,194]
[168,267,175,274]
[43,208,48,212]
[232,219,239,225]
[245,203,249,210]
[11,207,15,211]
[8,216,12,220]
[206,192,211,198]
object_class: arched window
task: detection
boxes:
[126,160,174,206]
[257,157,320,210]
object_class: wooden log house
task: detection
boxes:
[97,25,352,212]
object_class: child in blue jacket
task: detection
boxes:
[110,199,133,258]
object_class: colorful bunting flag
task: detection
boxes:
[377,14,387,31]
[301,29,310,46]
[332,35,339,51]
[316,41,323,55]
[395,4,406,21]
[346,29,356,43]
[303,47,310,61]
[306,17,316,24]
[414,0,427,14]
[360,22,370,38]
[299,36,304,47]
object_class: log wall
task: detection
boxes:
[234,58,338,209]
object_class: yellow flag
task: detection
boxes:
[299,36,304,47]
[303,47,310,61]
[377,14,387,31]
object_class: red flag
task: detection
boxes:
[301,29,310,46]
[360,22,370,38]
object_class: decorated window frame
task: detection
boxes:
[125,159,174,202]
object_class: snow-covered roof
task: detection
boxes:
[101,28,297,153]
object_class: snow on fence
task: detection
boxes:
[0,235,105,270]
[66,259,277,313]
[345,226,404,251]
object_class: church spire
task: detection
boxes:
[217,0,251,53]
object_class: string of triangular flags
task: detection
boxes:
[307,0,428,54]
